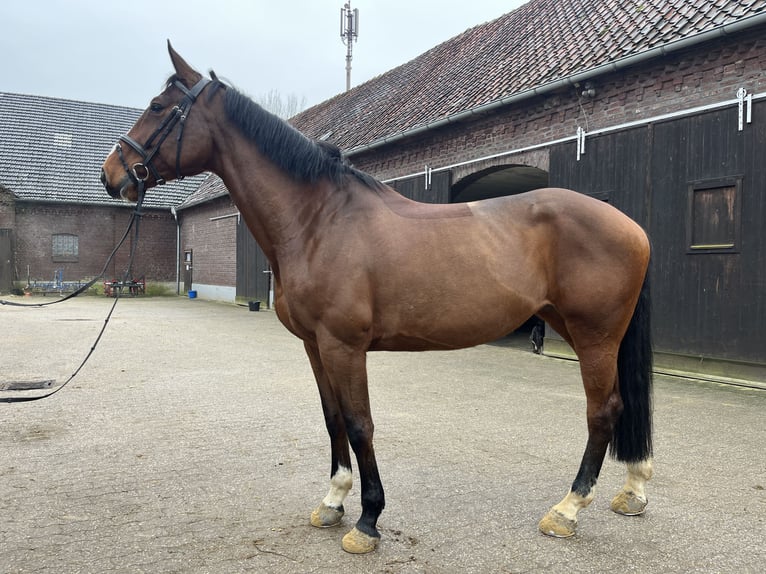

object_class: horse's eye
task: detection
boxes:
[150,102,164,113]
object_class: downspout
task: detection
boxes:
[345,12,766,157]
[170,206,180,295]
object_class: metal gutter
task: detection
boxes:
[345,12,766,158]
[11,197,169,210]
[381,89,766,184]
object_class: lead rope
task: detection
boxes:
[0,187,145,403]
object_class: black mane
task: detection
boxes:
[221,87,383,191]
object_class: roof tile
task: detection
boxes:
[0,92,203,209]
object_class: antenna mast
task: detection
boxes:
[340,2,359,91]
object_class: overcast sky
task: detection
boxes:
[1,0,527,111]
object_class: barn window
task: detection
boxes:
[687,177,741,254]
[52,233,79,262]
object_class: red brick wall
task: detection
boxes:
[13,202,176,284]
[178,196,238,287]
[129,210,177,282]
[352,27,766,182]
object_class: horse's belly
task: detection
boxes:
[369,301,533,352]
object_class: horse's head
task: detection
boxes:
[101,42,217,202]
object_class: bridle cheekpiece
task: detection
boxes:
[116,76,211,190]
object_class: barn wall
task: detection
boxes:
[549,127,650,223]
[178,196,238,300]
[12,202,176,286]
[389,170,452,203]
[548,102,766,373]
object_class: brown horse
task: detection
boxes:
[101,44,653,554]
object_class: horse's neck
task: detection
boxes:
[210,139,345,266]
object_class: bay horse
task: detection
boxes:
[100,43,653,554]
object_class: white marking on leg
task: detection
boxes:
[624,458,653,500]
[322,465,353,509]
[552,487,596,522]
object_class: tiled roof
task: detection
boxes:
[0,92,203,209]
[290,0,766,152]
[176,173,228,210]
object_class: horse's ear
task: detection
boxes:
[166,40,200,83]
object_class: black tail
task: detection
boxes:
[610,271,653,462]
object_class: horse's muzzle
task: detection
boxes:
[100,167,136,201]
[100,168,119,198]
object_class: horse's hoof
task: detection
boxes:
[310,503,344,528]
[539,509,577,538]
[341,527,380,554]
[610,490,648,516]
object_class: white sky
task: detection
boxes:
[0,0,527,110]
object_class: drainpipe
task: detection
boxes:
[170,206,180,295]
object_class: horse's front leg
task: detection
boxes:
[304,342,354,529]
[315,338,385,554]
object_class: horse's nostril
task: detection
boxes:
[100,169,106,186]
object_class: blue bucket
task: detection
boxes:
[188,290,197,299]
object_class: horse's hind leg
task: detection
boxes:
[611,459,653,515]
[304,342,354,529]
[539,345,622,538]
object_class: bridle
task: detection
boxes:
[116,76,211,189]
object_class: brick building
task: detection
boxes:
[3,0,765,382]
[172,173,270,303]
[0,93,201,293]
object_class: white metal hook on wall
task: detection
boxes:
[576,126,586,161]
[737,87,752,131]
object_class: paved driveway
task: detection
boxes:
[1,297,764,573]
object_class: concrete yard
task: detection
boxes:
[1,296,764,573]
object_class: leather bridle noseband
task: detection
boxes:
[116,76,211,189]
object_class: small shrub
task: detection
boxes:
[144,282,174,297]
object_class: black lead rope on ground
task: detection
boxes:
[0,192,145,403]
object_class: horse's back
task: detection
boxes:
[471,187,635,225]
[471,187,649,259]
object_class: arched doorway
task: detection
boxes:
[451,164,549,203]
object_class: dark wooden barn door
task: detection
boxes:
[649,105,763,365]
[182,250,193,293]
[0,229,12,293]
[390,170,452,204]
[550,104,766,368]
[236,218,270,305]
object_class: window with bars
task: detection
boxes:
[52,233,79,262]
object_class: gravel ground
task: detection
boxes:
[1,296,764,573]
